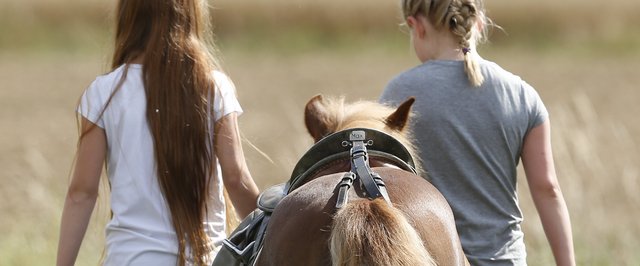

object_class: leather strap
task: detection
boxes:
[332,130,395,208]
[336,172,356,209]
[350,139,390,204]
[351,140,381,199]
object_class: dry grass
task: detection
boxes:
[0,0,638,265]
[496,52,640,265]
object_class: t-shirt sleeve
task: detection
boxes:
[212,71,243,122]
[523,82,549,129]
[77,79,106,128]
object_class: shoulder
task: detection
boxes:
[97,64,130,83]
[481,60,547,119]
[480,60,522,82]
[383,64,429,101]
[213,70,233,87]
[387,63,429,88]
[210,70,243,119]
[382,62,449,104]
[87,64,133,94]
[480,59,535,93]
[212,70,236,94]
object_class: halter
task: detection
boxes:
[286,128,417,208]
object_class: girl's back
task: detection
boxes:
[80,65,241,265]
[380,59,548,264]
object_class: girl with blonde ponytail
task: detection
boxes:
[56,1,259,265]
[380,0,576,265]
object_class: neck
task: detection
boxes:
[413,17,478,62]
[424,32,471,61]
[430,47,465,61]
[130,54,145,64]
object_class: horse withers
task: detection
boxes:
[217,95,468,266]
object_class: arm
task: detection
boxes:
[215,112,260,218]
[522,120,576,266]
[56,118,107,266]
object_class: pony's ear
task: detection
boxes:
[305,94,330,142]
[385,97,415,131]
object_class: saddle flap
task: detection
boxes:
[214,209,265,266]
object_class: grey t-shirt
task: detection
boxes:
[380,59,548,266]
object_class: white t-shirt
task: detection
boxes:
[78,64,242,265]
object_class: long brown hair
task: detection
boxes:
[112,0,219,264]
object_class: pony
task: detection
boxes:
[252,95,469,266]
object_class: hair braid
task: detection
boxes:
[447,0,484,86]
[401,0,487,86]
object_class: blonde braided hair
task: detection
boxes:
[401,0,488,87]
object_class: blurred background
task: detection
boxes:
[0,0,638,265]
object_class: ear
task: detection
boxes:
[476,11,486,33]
[406,16,418,29]
[304,94,331,142]
[407,16,426,39]
[385,97,415,131]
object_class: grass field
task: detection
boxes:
[1,0,639,265]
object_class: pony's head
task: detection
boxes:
[304,94,422,173]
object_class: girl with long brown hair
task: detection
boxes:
[56,1,259,265]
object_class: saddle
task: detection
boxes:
[212,128,417,266]
[211,184,285,266]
